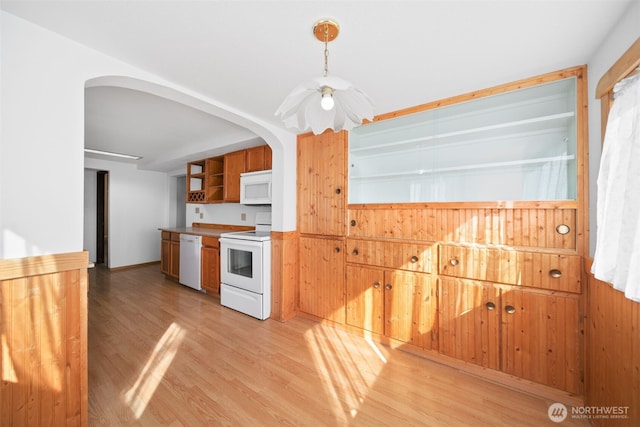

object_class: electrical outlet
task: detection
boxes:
[195,207,200,214]
[241,213,247,221]
[200,213,203,219]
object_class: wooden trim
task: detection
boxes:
[348,200,580,210]
[0,251,89,281]
[596,37,640,99]
[373,66,586,122]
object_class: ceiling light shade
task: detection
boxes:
[275,19,374,135]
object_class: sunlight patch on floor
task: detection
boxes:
[304,324,388,422]
[124,322,185,419]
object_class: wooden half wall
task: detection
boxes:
[0,251,89,427]
[587,36,640,427]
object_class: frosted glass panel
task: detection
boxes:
[349,78,577,203]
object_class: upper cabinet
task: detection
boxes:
[186,145,272,204]
[349,76,578,204]
[297,131,348,236]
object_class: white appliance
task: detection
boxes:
[219,212,272,320]
[179,234,202,290]
[240,170,272,205]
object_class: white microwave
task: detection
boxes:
[240,170,272,205]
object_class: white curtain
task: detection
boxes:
[591,74,640,302]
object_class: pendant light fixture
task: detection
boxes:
[275,19,374,135]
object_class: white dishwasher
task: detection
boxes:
[179,234,202,290]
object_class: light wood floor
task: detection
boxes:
[88,264,588,426]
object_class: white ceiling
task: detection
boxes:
[2,1,633,172]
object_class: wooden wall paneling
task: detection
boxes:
[270,231,299,322]
[586,271,639,426]
[0,252,89,427]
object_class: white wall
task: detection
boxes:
[1,10,295,261]
[587,0,640,256]
[85,158,168,269]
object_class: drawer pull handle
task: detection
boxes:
[352,249,359,256]
[350,220,357,226]
[335,188,341,194]
[505,305,516,314]
[449,258,459,266]
[410,255,419,263]
[556,224,571,235]
[486,302,496,311]
[335,247,341,253]
[549,269,562,278]
[373,282,381,289]
[385,284,393,290]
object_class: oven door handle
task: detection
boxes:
[220,237,265,249]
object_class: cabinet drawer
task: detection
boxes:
[346,239,434,273]
[439,244,581,293]
[202,236,219,248]
[170,232,181,242]
[161,231,171,240]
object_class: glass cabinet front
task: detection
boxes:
[348,77,577,204]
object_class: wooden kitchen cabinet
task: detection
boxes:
[346,265,437,349]
[438,277,581,394]
[223,150,246,202]
[161,231,180,279]
[245,145,272,172]
[201,236,220,294]
[297,131,347,236]
[346,264,438,349]
[299,236,345,324]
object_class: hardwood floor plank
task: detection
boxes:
[88,264,587,426]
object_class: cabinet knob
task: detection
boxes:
[549,269,562,278]
[505,305,516,314]
[556,224,571,235]
[373,281,381,289]
[449,258,459,266]
[352,248,359,256]
[485,302,496,311]
[334,247,341,253]
[350,219,357,226]
[335,188,342,195]
[410,255,419,263]
[385,284,393,290]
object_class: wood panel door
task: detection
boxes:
[299,236,345,323]
[501,288,581,394]
[438,277,501,370]
[297,131,347,236]
[201,238,220,294]
[346,265,384,334]
[223,150,246,202]
[169,236,180,279]
[384,270,437,349]
[161,238,170,275]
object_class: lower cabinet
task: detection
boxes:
[299,236,345,324]
[201,236,220,294]
[438,276,581,394]
[161,231,180,279]
[346,265,438,349]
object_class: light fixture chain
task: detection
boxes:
[323,23,329,77]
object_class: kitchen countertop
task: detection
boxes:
[159,227,245,238]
